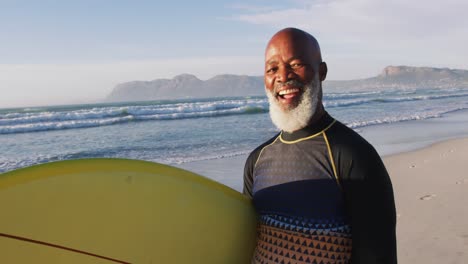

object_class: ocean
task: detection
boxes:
[1,87,468,175]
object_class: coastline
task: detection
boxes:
[177,108,468,191]
[359,108,468,157]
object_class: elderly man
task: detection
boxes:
[243,28,397,264]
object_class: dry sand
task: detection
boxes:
[384,137,468,264]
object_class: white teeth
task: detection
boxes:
[278,89,299,96]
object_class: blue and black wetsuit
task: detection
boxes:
[244,112,397,264]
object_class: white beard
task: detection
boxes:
[266,75,321,133]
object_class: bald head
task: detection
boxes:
[266,28,323,66]
[264,27,327,90]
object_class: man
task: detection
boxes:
[243,28,397,264]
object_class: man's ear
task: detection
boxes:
[319,62,328,81]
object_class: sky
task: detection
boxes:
[1,0,467,108]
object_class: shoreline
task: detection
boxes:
[359,108,468,157]
[177,108,468,191]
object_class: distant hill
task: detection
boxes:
[106,66,468,102]
[106,74,264,102]
[325,65,468,91]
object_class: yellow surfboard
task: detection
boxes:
[0,158,257,264]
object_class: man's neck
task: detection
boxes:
[280,110,333,141]
[305,106,325,128]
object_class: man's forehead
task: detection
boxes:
[264,28,322,63]
[264,39,312,63]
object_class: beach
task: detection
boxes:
[178,109,468,264]
[386,137,468,264]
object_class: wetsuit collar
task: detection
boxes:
[280,112,335,141]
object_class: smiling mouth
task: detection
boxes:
[277,88,301,99]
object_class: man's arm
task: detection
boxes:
[341,146,397,264]
[243,152,255,198]
[328,122,397,264]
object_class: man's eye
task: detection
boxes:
[266,67,278,73]
[291,63,303,68]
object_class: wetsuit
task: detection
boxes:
[244,112,397,264]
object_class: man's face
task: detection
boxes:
[264,35,318,111]
[267,74,321,133]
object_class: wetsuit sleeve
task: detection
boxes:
[340,144,397,264]
[243,151,256,198]
[327,122,397,264]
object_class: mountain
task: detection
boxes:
[325,66,468,92]
[106,66,468,102]
[106,74,264,102]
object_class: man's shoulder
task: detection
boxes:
[327,119,388,182]
[248,133,280,156]
[246,133,280,164]
[327,119,378,156]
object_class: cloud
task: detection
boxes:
[231,0,468,78]
[227,3,285,13]
[234,0,468,38]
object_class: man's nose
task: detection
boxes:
[276,65,294,83]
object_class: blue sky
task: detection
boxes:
[1,0,467,108]
[1,1,270,62]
